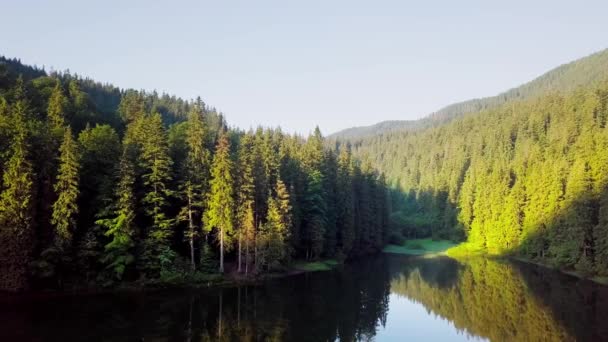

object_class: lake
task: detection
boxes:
[2,254,608,341]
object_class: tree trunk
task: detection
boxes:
[219,226,224,273]
[188,193,195,272]
[254,236,258,273]
[238,233,242,273]
[245,239,249,275]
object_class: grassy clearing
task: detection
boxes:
[445,242,486,258]
[383,238,458,256]
[292,259,339,272]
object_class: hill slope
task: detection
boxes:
[330,48,608,140]
[341,48,608,277]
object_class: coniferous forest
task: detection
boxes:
[4,48,608,293]
[0,57,390,291]
[336,50,608,277]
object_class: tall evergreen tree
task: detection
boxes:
[47,80,68,132]
[204,131,234,273]
[97,150,137,280]
[259,179,292,271]
[236,133,255,272]
[303,170,326,259]
[140,113,174,276]
[51,126,80,249]
[179,105,210,271]
[336,146,355,257]
[0,98,34,290]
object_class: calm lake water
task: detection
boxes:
[2,254,608,341]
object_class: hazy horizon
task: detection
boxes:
[3,0,608,135]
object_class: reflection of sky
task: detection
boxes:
[374,294,487,341]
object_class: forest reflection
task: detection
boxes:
[3,255,608,341]
[389,256,608,341]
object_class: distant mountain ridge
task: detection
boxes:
[330,48,608,140]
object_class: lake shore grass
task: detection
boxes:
[445,242,486,258]
[382,239,458,256]
[292,259,339,272]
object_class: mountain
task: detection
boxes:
[330,48,608,140]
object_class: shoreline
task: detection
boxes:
[508,256,608,286]
[0,259,341,299]
[383,238,608,287]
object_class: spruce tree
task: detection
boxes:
[0,99,34,290]
[180,105,210,271]
[304,170,326,259]
[51,126,80,249]
[336,146,355,257]
[236,133,255,272]
[258,179,291,271]
[204,131,234,273]
[47,80,68,133]
[140,113,174,276]
[96,150,137,280]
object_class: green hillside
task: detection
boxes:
[343,68,608,276]
[330,48,608,140]
[0,57,391,291]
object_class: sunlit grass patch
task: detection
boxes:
[293,259,339,272]
[383,238,458,256]
[445,242,486,258]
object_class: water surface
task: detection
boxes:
[2,255,607,341]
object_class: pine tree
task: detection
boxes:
[336,146,355,257]
[180,105,210,271]
[304,170,326,259]
[322,150,338,256]
[96,150,137,280]
[236,133,255,273]
[204,131,235,273]
[51,126,80,249]
[47,80,68,132]
[258,179,292,271]
[118,90,146,123]
[242,201,256,275]
[0,98,34,290]
[140,113,174,276]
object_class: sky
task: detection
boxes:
[2,0,608,135]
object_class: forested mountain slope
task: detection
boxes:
[343,72,608,276]
[331,48,608,140]
[0,57,390,291]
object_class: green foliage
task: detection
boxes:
[47,80,68,128]
[139,112,174,276]
[257,179,292,271]
[96,151,137,281]
[339,75,608,275]
[0,56,393,290]
[205,131,234,272]
[0,92,34,290]
[51,126,80,248]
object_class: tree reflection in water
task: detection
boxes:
[2,255,608,341]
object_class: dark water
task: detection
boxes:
[2,255,608,341]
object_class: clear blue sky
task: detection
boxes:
[2,0,607,135]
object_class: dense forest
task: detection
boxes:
[339,68,608,275]
[0,57,391,291]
